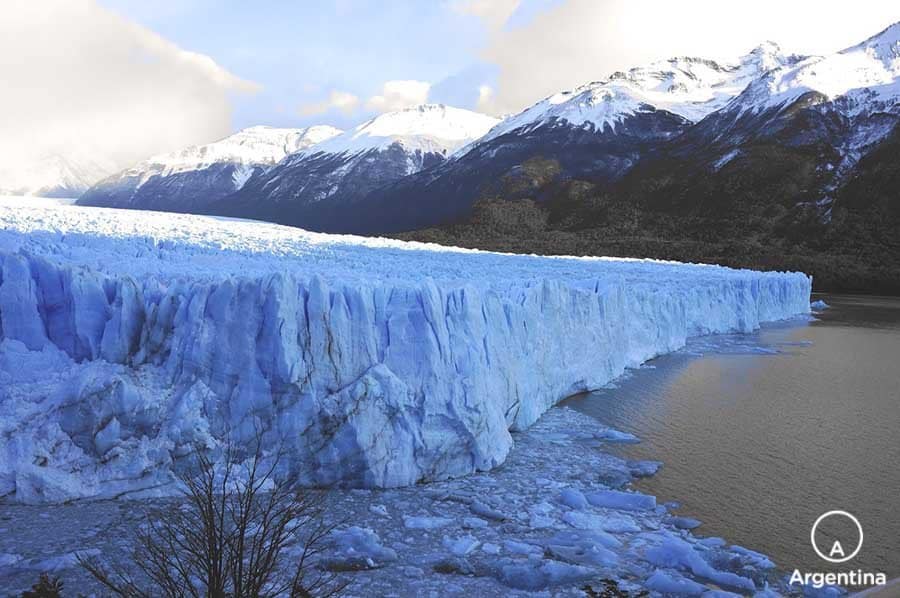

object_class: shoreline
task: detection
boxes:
[0,407,788,596]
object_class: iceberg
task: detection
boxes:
[0,197,811,503]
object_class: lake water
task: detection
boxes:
[564,294,900,580]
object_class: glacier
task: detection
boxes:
[0,197,811,503]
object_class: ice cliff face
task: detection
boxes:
[0,198,811,503]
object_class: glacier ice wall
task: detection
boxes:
[0,201,812,503]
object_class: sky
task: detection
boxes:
[3,0,900,171]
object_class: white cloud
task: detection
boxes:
[476,84,495,112]
[299,80,430,119]
[451,0,522,30]
[299,90,361,116]
[476,0,900,116]
[0,0,258,172]
[366,80,432,113]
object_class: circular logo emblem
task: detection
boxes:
[810,510,863,563]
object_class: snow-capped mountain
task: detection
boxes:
[0,152,115,198]
[72,23,900,245]
[737,23,900,116]
[323,45,806,235]
[135,125,342,179]
[646,22,900,219]
[78,125,341,212]
[468,42,804,150]
[313,103,499,158]
[211,105,499,226]
[429,22,899,295]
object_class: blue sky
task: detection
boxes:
[100,0,561,131]
[96,0,900,137]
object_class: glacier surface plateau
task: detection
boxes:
[0,197,811,503]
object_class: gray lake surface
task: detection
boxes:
[564,294,900,579]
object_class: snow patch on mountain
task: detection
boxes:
[737,22,900,115]
[468,44,804,150]
[126,125,343,184]
[0,199,810,504]
[308,104,499,158]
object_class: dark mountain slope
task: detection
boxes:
[399,115,900,294]
[341,112,690,234]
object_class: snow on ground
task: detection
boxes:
[0,196,811,504]
[0,408,805,596]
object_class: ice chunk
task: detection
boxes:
[586,489,656,511]
[628,460,662,477]
[369,504,389,517]
[403,515,453,529]
[499,559,594,590]
[503,540,542,555]
[645,569,707,595]
[562,510,641,533]
[644,537,755,592]
[546,539,619,568]
[462,516,489,529]
[326,526,397,570]
[594,428,640,443]
[552,528,622,550]
[730,545,775,569]
[24,549,101,573]
[470,499,506,521]
[752,584,782,598]
[667,516,702,530]
[558,488,589,510]
[443,535,480,556]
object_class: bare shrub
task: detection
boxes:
[78,445,347,597]
[22,573,64,598]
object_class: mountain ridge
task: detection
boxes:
[399,23,900,294]
[78,124,342,212]
[71,22,900,291]
[207,104,499,223]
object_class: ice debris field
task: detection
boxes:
[0,408,797,596]
[0,196,811,503]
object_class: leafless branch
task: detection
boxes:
[79,439,347,597]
